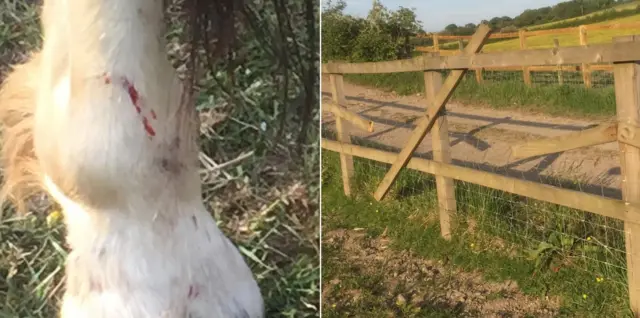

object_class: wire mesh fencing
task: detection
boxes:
[321,77,631,311]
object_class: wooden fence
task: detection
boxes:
[415,21,640,88]
[322,24,640,315]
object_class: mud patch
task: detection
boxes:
[323,229,560,317]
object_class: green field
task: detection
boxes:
[322,151,632,317]
[528,1,640,30]
[345,71,616,118]
[434,2,640,52]
[484,15,640,52]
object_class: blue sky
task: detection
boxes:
[333,0,567,32]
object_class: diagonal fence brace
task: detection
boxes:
[373,24,493,201]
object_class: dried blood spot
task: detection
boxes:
[188,285,200,299]
[103,72,111,84]
[151,109,157,119]
[191,215,198,229]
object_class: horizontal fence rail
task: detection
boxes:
[322,27,640,314]
[322,40,640,74]
[412,21,640,87]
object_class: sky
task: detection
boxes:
[333,0,568,32]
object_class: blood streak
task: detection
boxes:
[142,116,156,137]
[122,78,142,114]
[188,285,200,299]
[120,77,156,137]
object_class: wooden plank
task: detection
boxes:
[590,64,614,71]
[321,41,640,74]
[373,24,492,201]
[526,27,578,37]
[520,30,531,86]
[587,21,640,31]
[613,35,640,315]
[579,25,592,88]
[322,139,640,224]
[436,35,471,40]
[433,34,440,51]
[329,74,354,197]
[529,65,580,72]
[322,102,374,132]
[425,69,455,240]
[426,32,519,40]
[414,22,640,48]
[511,123,618,159]
[488,32,519,39]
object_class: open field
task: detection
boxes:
[528,1,640,30]
[483,20,640,52]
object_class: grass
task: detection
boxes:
[322,150,632,317]
[528,1,640,31]
[345,72,617,117]
[0,1,319,317]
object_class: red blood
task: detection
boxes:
[142,116,156,137]
[122,78,141,113]
[121,77,155,137]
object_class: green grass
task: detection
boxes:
[345,72,616,117]
[528,1,640,30]
[322,150,631,317]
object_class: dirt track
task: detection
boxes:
[321,78,622,199]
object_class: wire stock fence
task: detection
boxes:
[322,27,640,315]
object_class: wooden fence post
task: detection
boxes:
[579,25,592,88]
[329,73,354,196]
[425,66,455,240]
[613,35,640,316]
[475,67,483,83]
[433,34,440,52]
[519,30,532,86]
[554,39,564,85]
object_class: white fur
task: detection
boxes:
[33,0,264,317]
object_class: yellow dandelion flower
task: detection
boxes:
[582,294,588,299]
[587,237,592,241]
[46,210,63,226]
[596,277,604,283]
[470,243,475,248]
[332,304,336,308]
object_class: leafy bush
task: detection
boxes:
[321,0,421,62]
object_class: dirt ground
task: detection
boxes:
[323,229,560,317]
[321,78,622,198]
